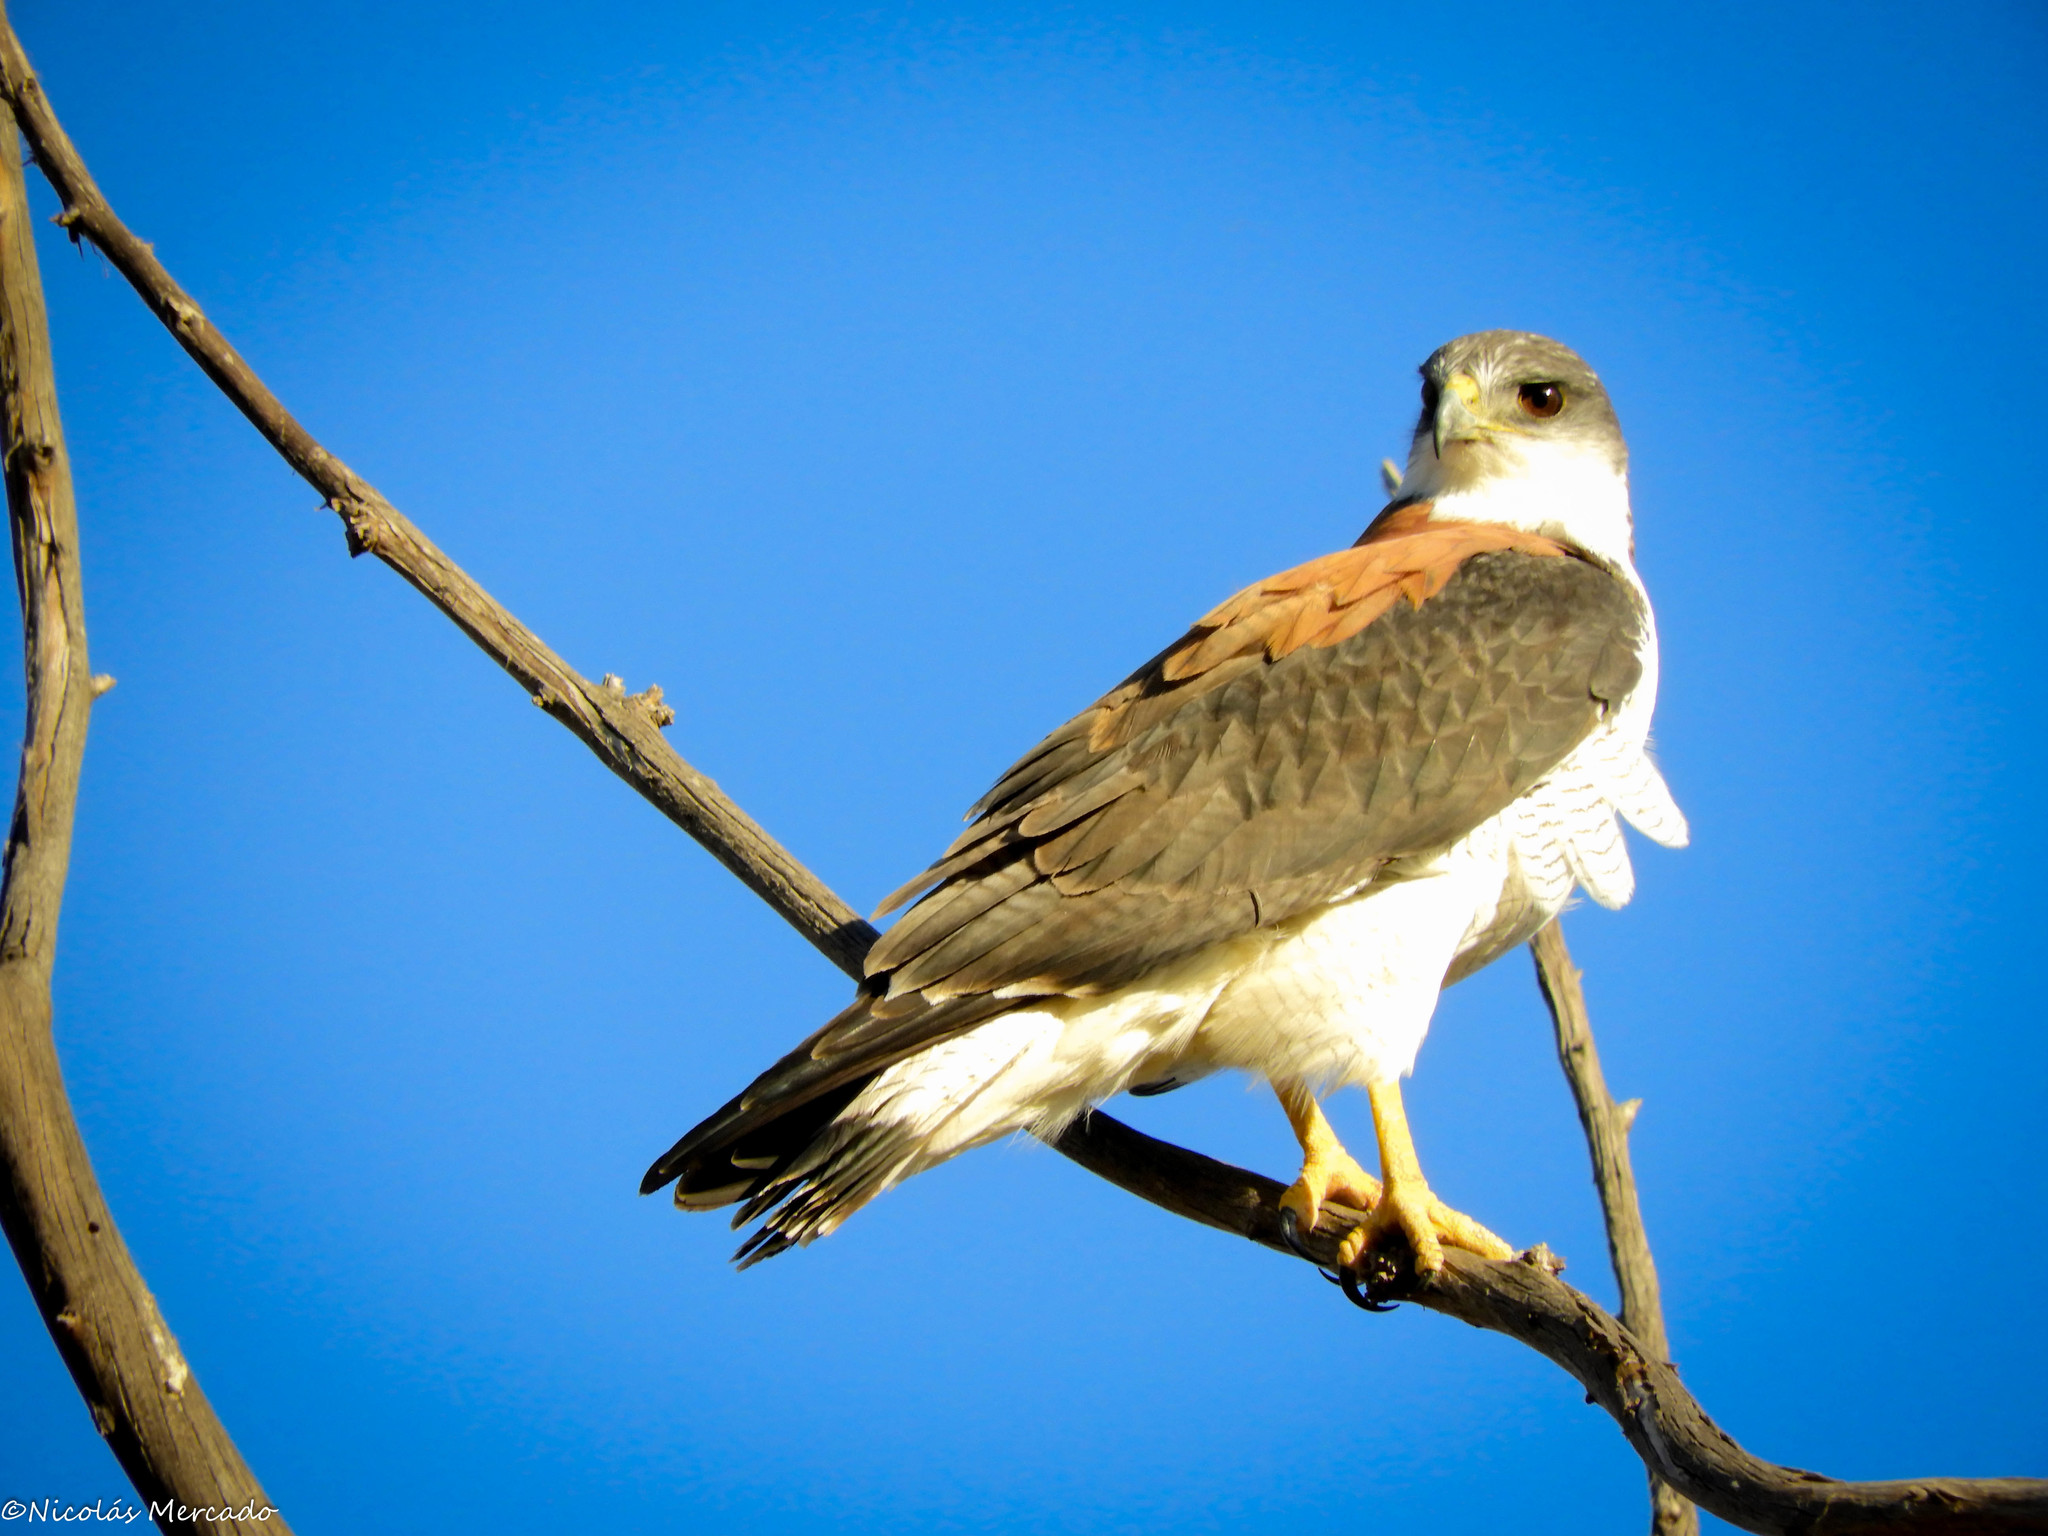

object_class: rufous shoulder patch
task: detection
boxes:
[1162,501,1569,679]
[1085,502,1570,751]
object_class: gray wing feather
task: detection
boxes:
[643,548,1644,1208]
[866,549,1642,1004]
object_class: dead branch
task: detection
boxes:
[1,15,2043,1534]
[1056,1113,2048,1536]
[1532,919,1697,1535]
[0,16,289,1532]
[0,28,870,984]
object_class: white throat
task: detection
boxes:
[1399,437,1638,578]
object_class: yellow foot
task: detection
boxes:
[1278,1147,1383,1239]
[1334,1177,1512,1277]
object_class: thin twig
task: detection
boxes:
[0,19,287,1532]
[3,18,2043,1534]
[1532,919,1697,1536]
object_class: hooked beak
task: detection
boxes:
[1432,371,1488,458]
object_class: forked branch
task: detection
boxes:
[1054,1113,2048,1535]
[0,17,2041,1535]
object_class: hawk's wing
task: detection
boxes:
[643,510,1645,1201]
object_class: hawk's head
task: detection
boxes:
[1400,330,1635,570]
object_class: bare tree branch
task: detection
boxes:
[1056,1113,2048,1536]
[2,16,2042,1534]
[0,27,875,984]
[0,16,288,1532]
[1532,919,1697,1535]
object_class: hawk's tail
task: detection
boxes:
[639,990,1021,1266]
[640,1072,896,1267]
[643,1066,986,1269]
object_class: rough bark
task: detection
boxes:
[1,14,2042,1535]
[0,28,289,1535]
[1532,919,1698,1535]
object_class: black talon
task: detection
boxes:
[1337,1265,1400,1312]
[1282,1205,1402,1308]
[1278,1206,1318,1261]
[1330,1237,1416,1312]
[1280,1207,1361,1289]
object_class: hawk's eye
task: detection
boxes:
[1517,382,1565,418]
[1421,379,1440,413]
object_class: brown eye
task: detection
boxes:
[1517,382,1564,418]
[1421,379,1440,413]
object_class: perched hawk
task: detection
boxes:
[643,330,1687,1274]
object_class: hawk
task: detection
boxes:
[643,330,1687,1275]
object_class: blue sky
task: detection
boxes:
[3,2,2044,1529]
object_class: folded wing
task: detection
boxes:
[643,513,1646,1204]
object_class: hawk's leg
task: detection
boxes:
[1274,1079,1382,1238]
[1336,1078,1513,1276]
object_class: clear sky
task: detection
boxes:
[3,2,2044,1530]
